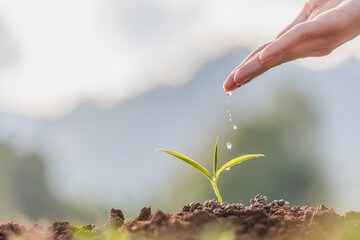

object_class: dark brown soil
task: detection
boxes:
[1,195,360,240]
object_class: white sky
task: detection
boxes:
[0,0,359,117]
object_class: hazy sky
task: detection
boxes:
[1,0,360,117]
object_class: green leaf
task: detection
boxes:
[157,149,212,181]
[216,154,264,177]
[213,136,219,177]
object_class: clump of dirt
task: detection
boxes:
[1,195,360,240]
[107,208,125,228]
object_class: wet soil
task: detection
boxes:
[1,195,360,240]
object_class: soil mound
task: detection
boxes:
[1,195,359,240]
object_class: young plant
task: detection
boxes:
[157,137,264,204]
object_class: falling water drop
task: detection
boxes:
[225,91,236,132]
[227,142,232,149]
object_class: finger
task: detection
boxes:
[231,38,323,88]
[276,36,328,62]
[259,20,334,63]
[223,72,238,92]
[232,38,327,87]
[224,42,272,92]
[233,51,286,87]
[278,48,333,65]
[224,31,330,92]
[242,42,272,64]
[238,47,332,87]
[230,41,272,75]
[232,51,265,86]
[233,58,282,88]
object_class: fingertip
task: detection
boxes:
[223,80,238,92]
[223,74,239,93]
[259,46,274,64]
[233,69,247,86]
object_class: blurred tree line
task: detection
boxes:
[164,88,329,211]
[0,142,97,223]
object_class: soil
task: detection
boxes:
[1,194,360,240]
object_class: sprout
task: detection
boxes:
[157,137,264,203]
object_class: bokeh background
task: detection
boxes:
[1,0,360,225]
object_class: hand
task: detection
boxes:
[223,0,360,92]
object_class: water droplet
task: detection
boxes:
[226,167,230,171]
[226,100,229,104]
[229,118,232,122]
[233,125,237,130]
[228,114,231,117]
[226,91,232,96]
[212,176,216,182]
[227,142,232,149]
[226,110,229,113]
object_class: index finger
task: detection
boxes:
[224,42,271,92]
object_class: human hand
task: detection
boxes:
[223,0,360,93]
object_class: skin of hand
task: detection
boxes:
[223,0,360,92]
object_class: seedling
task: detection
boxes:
[157,137,264,204]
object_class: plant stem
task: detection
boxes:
[211,180,222,204]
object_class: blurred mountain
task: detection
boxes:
[0,49,249,207]
[1,48,360,218]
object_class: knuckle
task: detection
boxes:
[292,24,307,39]
[328,41,340,50]
[319,48,333,56]
[324,49,333,55]
[308,0,326,12]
